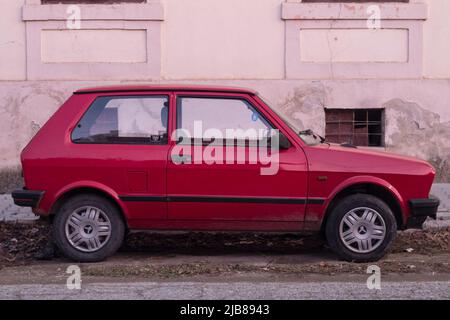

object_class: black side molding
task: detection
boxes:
[119,195,325,205]
[168,196,307,204]
[119,196,166,202]
[11,189,44,208]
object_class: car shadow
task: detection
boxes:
[120,231,331,257]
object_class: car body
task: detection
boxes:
[12,85,439,262]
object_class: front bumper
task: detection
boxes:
[11,189,44,208]
[407,198,440,229]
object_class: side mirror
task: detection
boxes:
[263,131,291,150]
[278,132,292,150]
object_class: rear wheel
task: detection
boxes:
[53,194,125,262]
[325,194,397,262]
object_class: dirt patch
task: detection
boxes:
[0,221,52,267]
[82,257,450,279]
[392,229,450,255]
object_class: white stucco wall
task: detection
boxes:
[1,0,450,80]
[298,28,408,63]
[423,0,450,78]
[41,29,148,63]
[161,0,285,79]
[0,0,26,80]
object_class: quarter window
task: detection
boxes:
[72,96,169,144]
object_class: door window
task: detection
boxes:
[176,97,273,144]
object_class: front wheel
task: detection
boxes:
[325,194,397,262]
[53,194,125,262]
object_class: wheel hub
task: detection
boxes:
[65,206,112,253]
[357,225,368,235]
[339,207,386,254]
[83,224,94,235]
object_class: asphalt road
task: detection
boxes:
[1,281,449,300]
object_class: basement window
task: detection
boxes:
[325,109,384,147]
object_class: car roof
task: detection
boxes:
[74,85,257,95]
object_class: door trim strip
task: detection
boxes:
[119,195,325,205]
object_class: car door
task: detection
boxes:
[166,92,308,225]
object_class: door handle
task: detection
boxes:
[171,154,192,164]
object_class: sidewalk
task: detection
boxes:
[1,184,450,226]
[1,281,450,300]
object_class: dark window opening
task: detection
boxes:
[325,108,384,147]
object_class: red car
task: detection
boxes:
[12,85,439,262]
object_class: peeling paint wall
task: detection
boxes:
[384,99,450,182]
[0,83,67,168]
[277,83,327,136]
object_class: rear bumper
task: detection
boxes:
[11,189,44,208]
[407,198,440,229]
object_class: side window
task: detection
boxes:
[72,95,169,144]
[177,97,274,143]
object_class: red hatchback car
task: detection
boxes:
[12,85,439,262]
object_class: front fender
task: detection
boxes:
[322,175,407,223]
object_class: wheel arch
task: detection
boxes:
[50,182,129,227]
[320,177,406,232]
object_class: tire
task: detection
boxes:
[53,194,125,262]
[325,194,397,262]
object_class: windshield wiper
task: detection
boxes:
[299,129,326,143]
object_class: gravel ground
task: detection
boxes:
[1,281,449,300]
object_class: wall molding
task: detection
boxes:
[283,2,428,80]
[282,2,428,21]
[22,3,163,80]
[23,4,164,21]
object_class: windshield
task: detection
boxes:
[257,94,324,146]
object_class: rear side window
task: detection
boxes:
[72,95,169,144]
